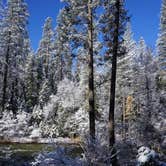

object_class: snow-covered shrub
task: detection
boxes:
[32,106,44,125]
[16,111,32,124]
[136,146,160,166]
[32,95,58,120]
[57,78,83,109]
[15,111,32,136]
[57,77,89,137]
[30,74,100,138]
[30,128,41,138]
[65,108,89,137]
[1,111,15,122]
[31,97,64,137]
[54,75,109,139]
[39,122,58,138]
[38,79,52,108]
[42,95,59,122]
[32,77,89,138]
[0,111,32,138]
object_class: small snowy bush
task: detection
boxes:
[32,106,44,124]
[30,128,41,138]
[65,108,89,136]
[57,78,82,109]
[16,111,31,124]
[136,146,160,166]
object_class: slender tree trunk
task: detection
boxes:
[122,96,126,140]
[144,75,151,143]
[109,0,120,165]
[1,32,11,113]
[13,77,18,114]
[145,75,151,118]
[88,0,95,140]
[60,54,63,81]
[21,82,27,111]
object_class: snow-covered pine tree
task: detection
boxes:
[21,38,32,111]
[0,0,4,25]
[156,1,166,141]
[53,31,64,82]
[24,53,38,112]
[116,22,137,140]
[100,1,128,164]
[49,55,58,94]
[117,22,136,93]
[155,1,166,152]
[0,0,29,114]
[37,17,55,106]
[37,17,54,80]
[157,0,166,71]
[60,0,100,140]
[38,79,52,109]
[133,38,158,146]
[0,0,5,114]
[54,7,73,81]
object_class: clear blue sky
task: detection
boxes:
[27,0,162,51]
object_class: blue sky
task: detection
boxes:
[27,0,162,51]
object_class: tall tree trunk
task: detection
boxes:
[109,0,120,147]
[88,0,95,140]
[1,32,11,113]
[109,0,120,165]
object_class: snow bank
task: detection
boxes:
[136,146,166,166]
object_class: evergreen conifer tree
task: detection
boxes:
[37,17,54,80]
[157,0,166,71]
[0,0,29,114]
[60,0,100,140]
[24,53,38,112]
[116,22,137,139]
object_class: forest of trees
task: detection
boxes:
[0,0,165,165]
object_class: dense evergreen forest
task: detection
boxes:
[0,0,165,165]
